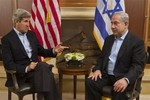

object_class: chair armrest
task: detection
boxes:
[5,69,19,90]
[138,72,144,79]
[133,72,144,91]
[5,69,16,74]
[128,52,149,99]
[127,72,144,99]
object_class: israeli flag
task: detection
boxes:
[93,0,125,49]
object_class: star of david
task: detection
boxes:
[102,0,124,19]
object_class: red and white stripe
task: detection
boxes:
[30,0,61,48]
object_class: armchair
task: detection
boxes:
[5,69,35,100]
[102,52,149,100]
[5,63,54,100]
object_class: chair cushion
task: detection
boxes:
[9,83,34,93]
[19,83,33,92]
[102,86,112,98]
[102,85,140,99]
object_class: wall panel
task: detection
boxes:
[0,0,13,43]
[60,0,97,7]
[125,0,145,39]
[17,0,32,12]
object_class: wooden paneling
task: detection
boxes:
[0,0,32,43]
[0,0,13,43]
[125,0,145,39]
[147,0,150,42]
[17,0,32,12]
[60,0,97,7]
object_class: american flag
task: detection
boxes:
[93,0,125,49]
[30,0,61,48]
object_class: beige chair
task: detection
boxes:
[102,52,149,100]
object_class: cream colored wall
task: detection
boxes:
[0,61,7,90]
[142,64,150,94]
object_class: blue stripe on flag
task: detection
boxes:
[94,8,109,40]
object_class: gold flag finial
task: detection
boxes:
[46,0,51,23]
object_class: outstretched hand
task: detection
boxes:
[54,43,69,53]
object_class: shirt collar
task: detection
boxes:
[13,27,27,36]
[115,30,128,40]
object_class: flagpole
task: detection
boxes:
[46,0,51,23]
[144,0,150,52]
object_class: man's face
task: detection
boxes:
[111,14,128,38]
[15,17,30,33]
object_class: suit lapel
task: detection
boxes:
[26,31,34,51]
[11,30,28,57]
[103,36,115,68]
[107,36,115,55]
[116,32,130,61]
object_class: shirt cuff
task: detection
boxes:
[25,66,28,73]
[52,48,57,55]
[124,77,130,84]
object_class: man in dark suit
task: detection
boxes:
[1,9,68,100]
[85,12,145,100]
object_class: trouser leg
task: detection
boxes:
[31,62,60,100]
[85,77,112,100]
[37,93,44,100]
[43,77,60,100]
[85,78,102,100]
[112,90,128,100]
[85,74,114,100]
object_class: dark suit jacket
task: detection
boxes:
[1,29,56,87]
[93,32,145,87]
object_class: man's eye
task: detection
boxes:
[114,22,119,25]
[25,21,29,22]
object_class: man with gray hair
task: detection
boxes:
[85,12,145,100]
[2,8,68,100]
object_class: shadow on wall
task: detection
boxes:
[148,47,150,64]
[57,19,101,65]
[0,45,2,61]
[56,31,101,65]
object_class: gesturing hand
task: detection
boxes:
[54,43,69,53]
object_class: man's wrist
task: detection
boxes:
[26,66,31,72]
[52,48,56,54]
[25,66,28,73]
[124,77,129,84]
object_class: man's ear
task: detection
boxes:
[14,20,17,24]
[15,20,21,23]
[125,22,129,26]
[15,20,20,25]
[14,20,20,28]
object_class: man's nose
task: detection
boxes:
[111,24,115,28]
[26,22,30,27]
